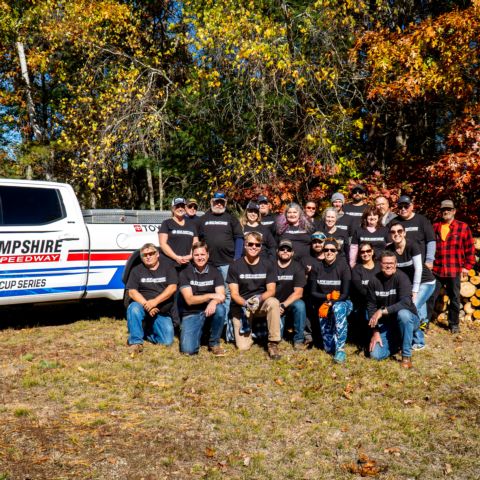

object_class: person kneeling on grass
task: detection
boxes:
[126,243,177,355]
[367,251,420,369]
[178,241,226,356]
[309,237,353,363]
[227,231,282,360]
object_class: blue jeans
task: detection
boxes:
[217,264,233,341]
[413,281,436,347]
[281,299,306,344]
[127,301,174,346]
[180,304,226,354]
[319,300,353,354]
[371,309,420,360]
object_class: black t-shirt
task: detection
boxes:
[309,258,351,304]
[275,260,306,303]
[351,226,389,258]
[366,270,417,320]
[343,203,367,229]
[351,262,381,307]
[179,264,224,315]
[389,213,434,259]
[243,223,277,258]
[227,257,276,299]
[260,213,277,238]
[318,224,350,258]
[126,262,178,314]
[386,241,436,284]
[335,213,352,235]
[185,214,202,232]
[280,226,311,262]
[198,211,243,266]
[159,218,197,257]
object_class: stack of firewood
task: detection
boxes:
[435,238,480,326]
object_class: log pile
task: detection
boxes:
[434,237,480,326]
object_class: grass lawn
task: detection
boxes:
[0,303,479,479]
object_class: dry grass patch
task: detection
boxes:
[0,308,479,479]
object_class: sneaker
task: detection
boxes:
[412,344,426,351]
[450,325,460,334]
[333,350,346,364]
[128,343,143,357]
[209,345,226,357]
[268,342,281,360]
[293,342,306,351]
[419,321,428,332]
[401,357,413,369]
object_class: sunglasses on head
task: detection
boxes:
[246,242,261,248]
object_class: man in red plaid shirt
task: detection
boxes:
[432,200,476,333]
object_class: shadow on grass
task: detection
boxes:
[0,299,125,330]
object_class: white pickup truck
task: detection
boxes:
[0,179,170,306]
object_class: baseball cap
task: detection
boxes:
[212,192,227,201]
[352,184,366,193]
[278,239,293,249]
[171,197,186,207]
[187,198,198,206]
[311,231,327,241]
[331,192,345,203]
[246,201,259,211]
[397,195,412,205]
[257,195,268,203]
[440,200,455,209]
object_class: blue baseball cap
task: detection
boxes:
[212,192,226,200]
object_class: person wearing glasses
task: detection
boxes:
[432,200,476,334]
[367,251,420,369]
[257,195,277,239]
[309,238,352,363]
[304,201,322,230]
[185,198,202,231]
[240,201,276,259]
[349,206,389,268]
[125,243,177,355]
[350,241,381,346]
[386,221,436,349]
[227,231,282,359]
[343,184,368,230]
[158,197,198,267]
[178,241,226,356]
[275,239,307,350]
[276,202,315,263]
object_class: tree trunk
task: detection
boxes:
[146,167,155,210]
[158,167,164,210]
[16,41,43,143]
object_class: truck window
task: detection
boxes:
[0,186,66,225]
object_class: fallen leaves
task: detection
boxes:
[344,453,387,477]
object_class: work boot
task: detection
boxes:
[268,342,281,360]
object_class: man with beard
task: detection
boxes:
[258,194,277,239]
[343,184,368,230]
[198,192,244,339]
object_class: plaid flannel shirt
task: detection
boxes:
[433,219,475,278]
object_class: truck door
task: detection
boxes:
[0,183,89,305]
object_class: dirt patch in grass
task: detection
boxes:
[1,306,479,479]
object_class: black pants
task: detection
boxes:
[433,275,461,328]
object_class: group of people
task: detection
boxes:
[125,185,476,369]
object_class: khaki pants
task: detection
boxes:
[231,297,281,350]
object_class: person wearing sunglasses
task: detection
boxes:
[275,239,307,350]
[184,198,202,231]
[350,241,381,346]
[386,221,436,350]
[304,201,322,230]
[309,238,353,363]
[350,206,389,268]
[432,200,475,334]
[178,241,226,357]
[227,231,282,359]
[125,243,177,355]
[343,184,368,230]
[240,201,276,259]
[367,251,420,369]
[158,197,199,267]
[276,202,315,263]
[257,195,277,239]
